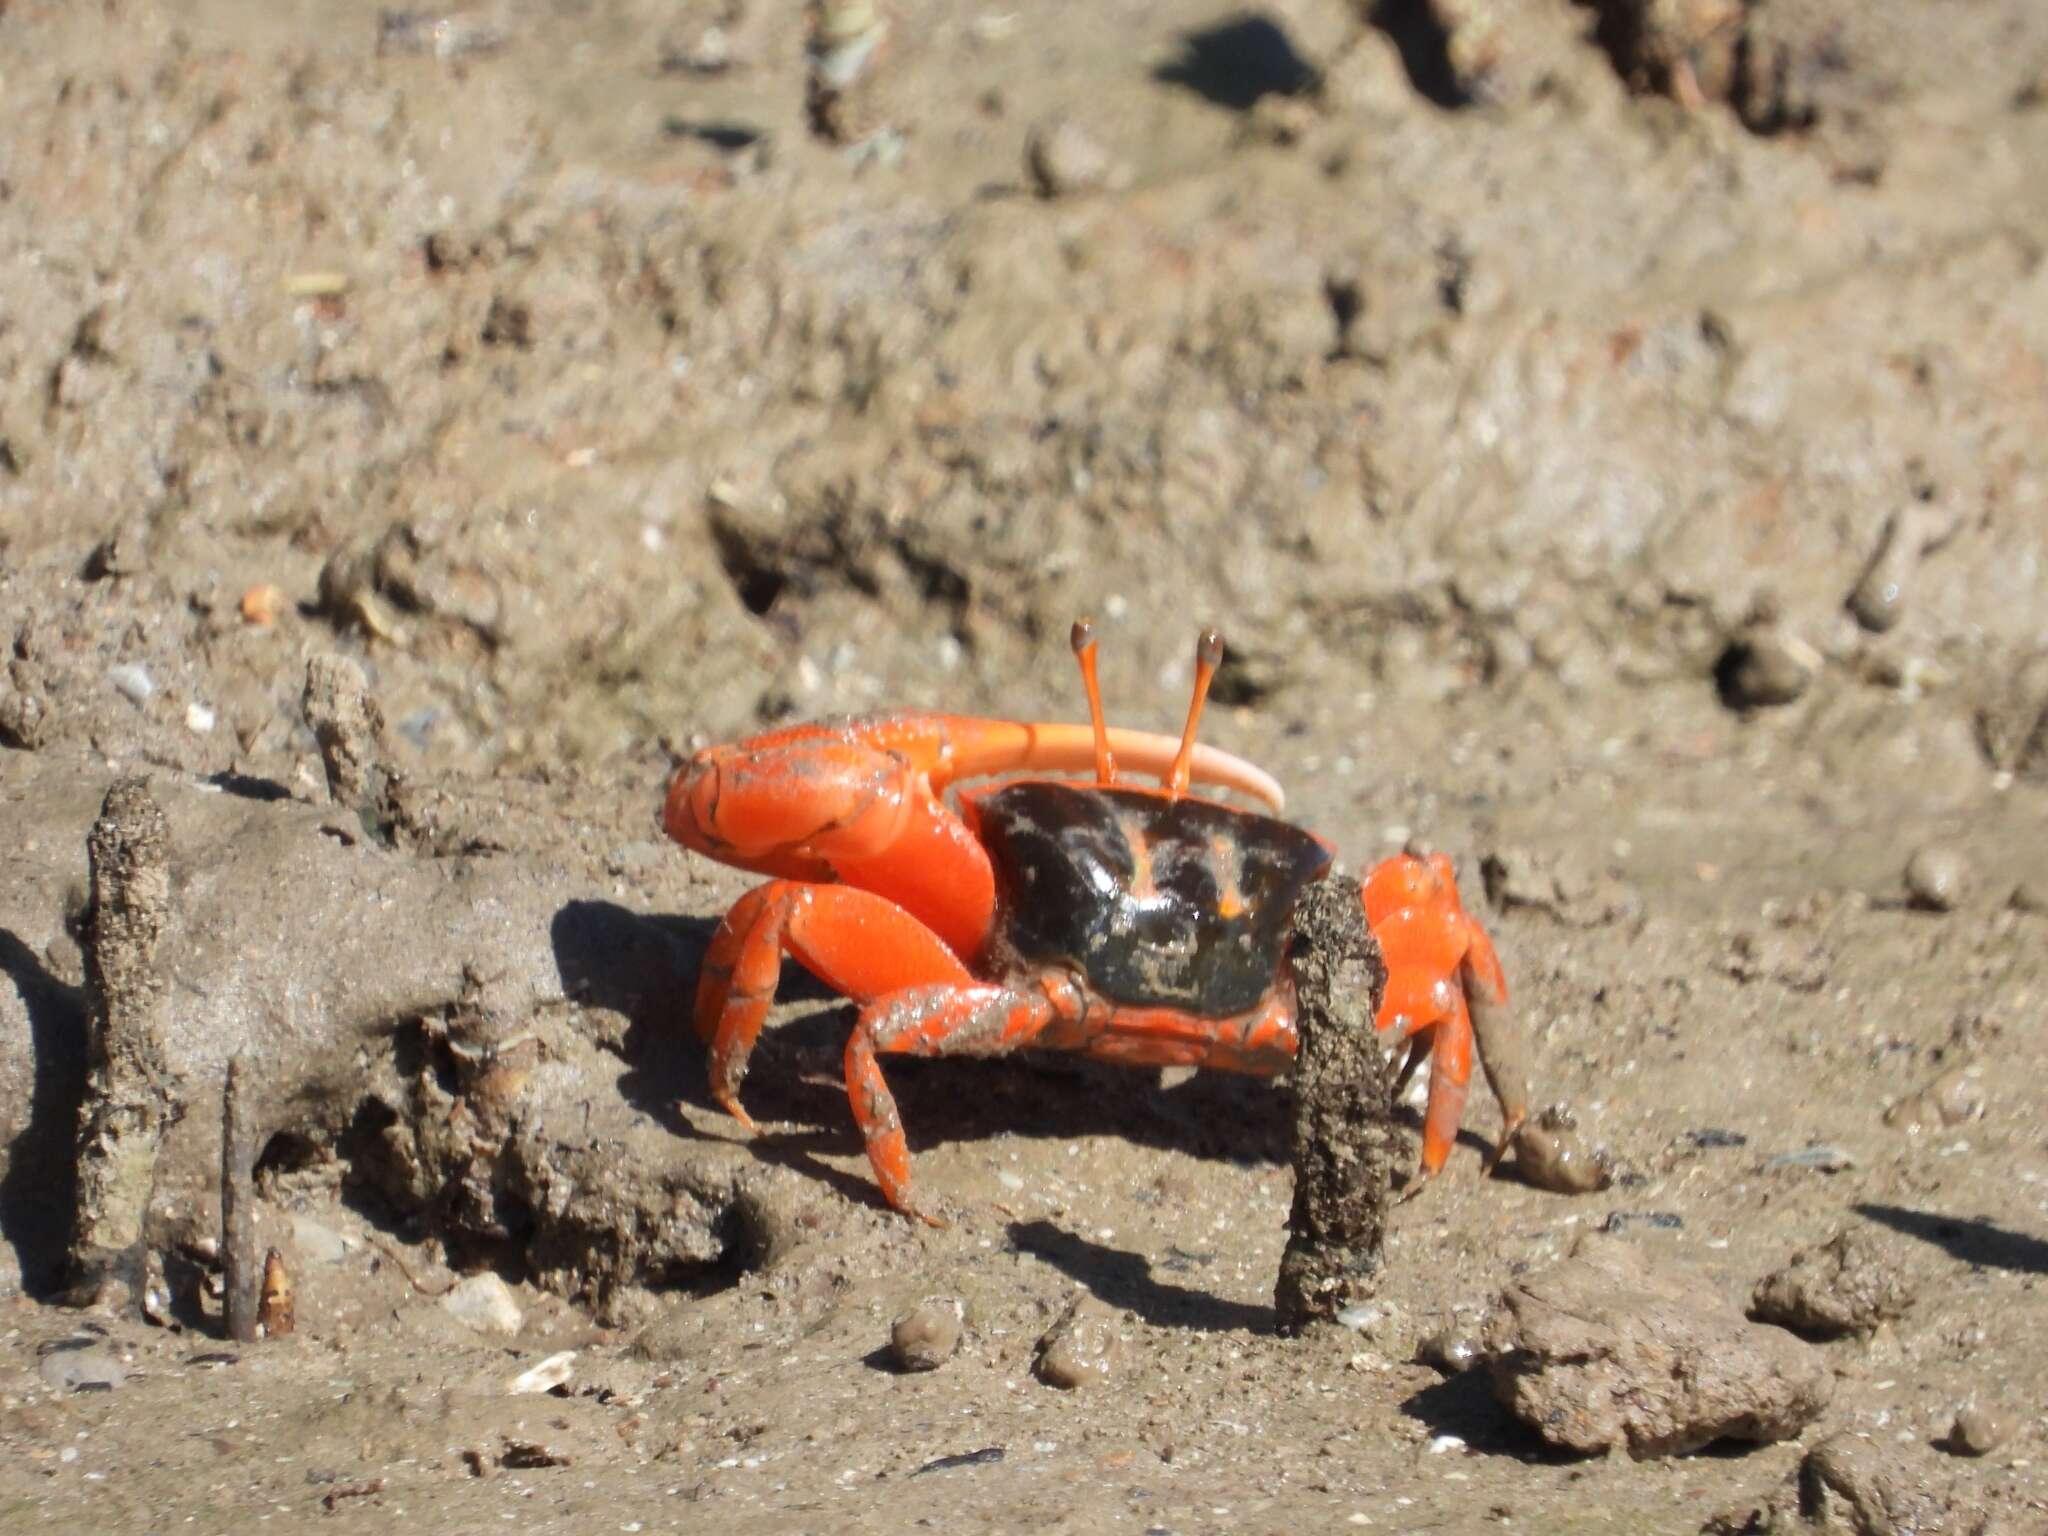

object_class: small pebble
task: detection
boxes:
[38,1342,125,1393]
[1417,1327,1480,1375]
[1679,1127,1748,1150]
[1602,1211,1683,1233]
[889,1297,964,1372]
[107,663,155,703]
[1904,844,1971,912]
[141,1252,173,1329]
[1335,1301,1400,1342]
[1884,1061,1986,1133]
[1948,1404,2011,1457]
[442,1273,524,1336]
[1764,1144,1856,1173]
[2011,880,2048,914]
[508,1350,577,1395]
[185,701,216,733]
[1034,1297,1120,1389]
[240,583,287,626]
[1025,117,1120,198]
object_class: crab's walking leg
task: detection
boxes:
[1466,966,1529,1170]
[1066,993,1297,1074]
[692,881,975,1129]
[844,978,1080,1224]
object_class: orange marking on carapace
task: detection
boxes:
[1209,833,1246,919]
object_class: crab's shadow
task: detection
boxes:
[563,898,1487,1214]
[1006,1218,1272,1332]
[651,996,1301,1179]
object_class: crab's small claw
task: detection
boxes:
[1362,850,1513,1187]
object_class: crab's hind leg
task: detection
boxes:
[844,979,1077,1225]
[692,880,975,1130]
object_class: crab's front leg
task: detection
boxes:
[843,976,1084,1223]
[1363,852,1522,1188]
[692,880,978,1128]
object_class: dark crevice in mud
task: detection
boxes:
[1577,0,1658,96]
[709,517,793,617]
[0,928,87,1296]
[252,1128,328,1188]
[662,117,766,152]
[205,769,294,802]
[1368,0,1471,110]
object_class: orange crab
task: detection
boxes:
[664,622,1523,1224]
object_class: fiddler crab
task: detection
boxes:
[664,621,1527,1225]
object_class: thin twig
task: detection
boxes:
[221,1054,260,1343]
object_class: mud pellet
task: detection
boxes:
[1034,1296,1120,1389]
[1847,508,1923,633]
[1511,1105,1613,1195]
[1026,118,1118,198]
[889,1297,964,1372]
[1417,1327,1481,1375]
[1948,1404,2011,1456]
[1904,843,1970,911]
[1887,1061,1986,1134]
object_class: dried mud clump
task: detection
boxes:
[1705,1430,2001,1534]
[343,1005,757,1324]
[1274,876,1394,1332]
[1034,1295,1123,1388]
[1577,0,1832,135]
[1482,1234,1832,1458]
[1749,1227,1915,1337]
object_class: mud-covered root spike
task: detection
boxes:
[1070,617,1118,786]
[1166,627,1225,797]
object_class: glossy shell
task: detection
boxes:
[967,782,1333,1016]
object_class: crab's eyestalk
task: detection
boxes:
[1070,617,1118,787]
[1166,627,1225,798]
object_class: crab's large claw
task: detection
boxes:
[666,714,1284,868]
[665,712,1288,956]
[1362,851,1520,1190]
